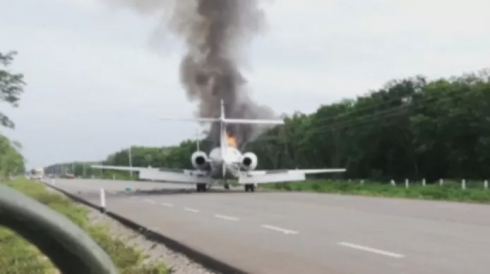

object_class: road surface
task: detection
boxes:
[48,179,490,274]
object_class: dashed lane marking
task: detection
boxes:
[338,242,405,258]
[184,207,200,213]
[214,214,239,221]
[261,224,298,235]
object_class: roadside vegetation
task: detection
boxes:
[1,51,168,273]
[261,179,490,203]
[44,64,490,203]
[47,68,490,182]
[0,179,168,273]
[0,51,25,180]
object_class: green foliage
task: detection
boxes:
[0,229,53,274]
[1,179,168,274]
[0,51,25,178]
[0,135,25,179]
[0,51,26,129]
[49,68,490,183]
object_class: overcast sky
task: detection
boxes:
[1,0,489,169]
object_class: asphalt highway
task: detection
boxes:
[48,179,490,274]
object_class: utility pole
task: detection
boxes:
[195,129,201,151]
[128,146,133,179]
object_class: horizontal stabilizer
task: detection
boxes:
[223,118,284,125]
[159,117,220,123]
[159,100,284,126]
[159,117,284,125]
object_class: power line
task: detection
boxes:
[308,73,489,127]
[306,80,427,125]
[307,90,467,135]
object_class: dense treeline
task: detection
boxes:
[0,51,25,178]
[48,69,490,182]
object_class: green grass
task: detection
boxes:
[0,179,168,274]
[261,179,490,203]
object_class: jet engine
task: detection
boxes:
[241,152,258,171]
[191,151,208,170]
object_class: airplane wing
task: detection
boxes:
[238,168,346,185]
[90,165,213,184]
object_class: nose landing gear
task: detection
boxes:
[196,183,207,192]
[244,184,255,192]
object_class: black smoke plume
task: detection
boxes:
[106,0,276,149]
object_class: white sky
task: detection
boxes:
[1,0,489,168]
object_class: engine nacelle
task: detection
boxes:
[241,152,258,171]
[191,151,208,170]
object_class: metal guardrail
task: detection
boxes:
[0,183,119,274]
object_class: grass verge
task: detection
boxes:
[0,179,168,274]
[261,180,490,203]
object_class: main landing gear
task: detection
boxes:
[244,184,255,192]
[223,179,230,190]
[196,183,207,192]
[196,182,255,192]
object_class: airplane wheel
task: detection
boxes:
[196,184,206,192]
[244,184,255,192]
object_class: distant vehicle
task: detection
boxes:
[92,100,346,192]
[63,173,75,179]
[30,168,44,180]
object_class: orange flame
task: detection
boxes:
[226,132,237,148]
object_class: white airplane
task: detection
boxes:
[91,100,346,192]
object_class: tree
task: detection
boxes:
[50,67,490,182]
[0,51,26,177]
[0,135,25,178]
[1,51,26,128]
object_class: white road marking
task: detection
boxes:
[214,214,239,221]
[261,225,298,235]
[161,203,174,207]
[184,207,200,213]
[143,199,156,204]
[338,242,405,258]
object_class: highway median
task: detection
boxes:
[263,179,490,203]
[0,178,168,274]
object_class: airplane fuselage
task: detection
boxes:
[208,146,243,179]
[89,99,346,193]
